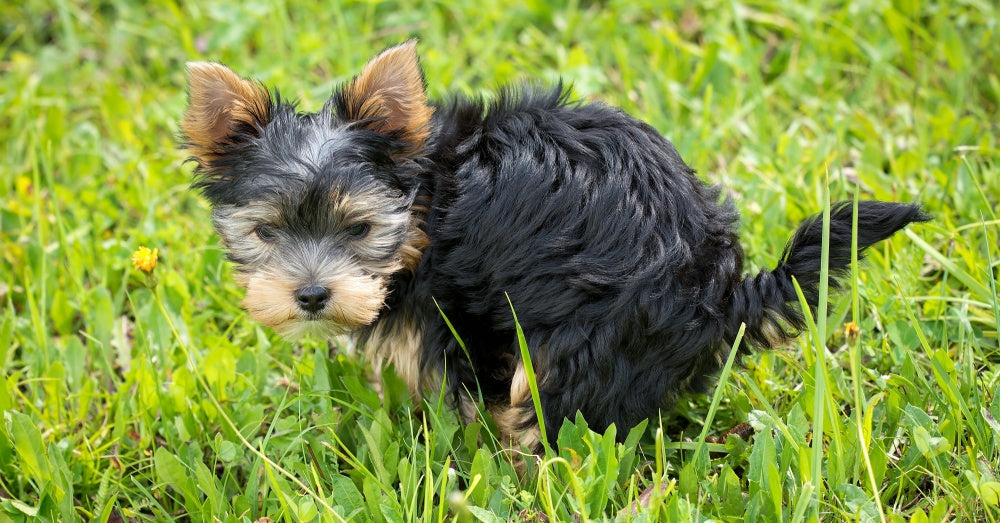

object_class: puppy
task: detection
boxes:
[181,40,928,454]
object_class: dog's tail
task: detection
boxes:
[727,200,930,349]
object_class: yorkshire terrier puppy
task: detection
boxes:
[181,40,928,454]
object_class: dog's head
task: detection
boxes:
[181,41,431,337]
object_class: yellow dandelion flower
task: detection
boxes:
[843,321,860,340]
[131,246,158,273]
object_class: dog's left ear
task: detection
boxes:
[342,39,433,153]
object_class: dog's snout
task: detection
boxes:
[295,285,330,313]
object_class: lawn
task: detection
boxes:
[1,0,998,521]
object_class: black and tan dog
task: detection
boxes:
[181,40,928,454]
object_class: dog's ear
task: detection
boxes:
[182,62,271,164]
[341,39,433,153]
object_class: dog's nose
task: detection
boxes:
[295,285,330,313]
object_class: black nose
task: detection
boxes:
[294,285,330,313]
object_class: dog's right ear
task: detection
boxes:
[181,62,272,165]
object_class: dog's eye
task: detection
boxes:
[255,224,279,243]
[346,222,370,239]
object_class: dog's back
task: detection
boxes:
[424,85,754,437]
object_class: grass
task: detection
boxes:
[1,0,998,521]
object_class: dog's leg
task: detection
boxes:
[362,317,426,397]
[490,360,545,475]
[491,404,542,477]
[492,404,543,454]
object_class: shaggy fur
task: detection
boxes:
[181,40,929,453]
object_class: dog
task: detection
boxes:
[180,40,929,455]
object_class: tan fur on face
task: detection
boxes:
[321,272,387,327]
[239,265,387,338]
[342,40,434,153]
[213,187,423,339]
[325,190,416,275]
[237,271,298,330]
[182,62,271,165]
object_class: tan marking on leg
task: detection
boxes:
[492,403,543,478]
[492,405,542,453]
[362,316,430,397]
[490,359,545,476]
[509,361,531,408]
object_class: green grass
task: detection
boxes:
[1,0,998,521]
